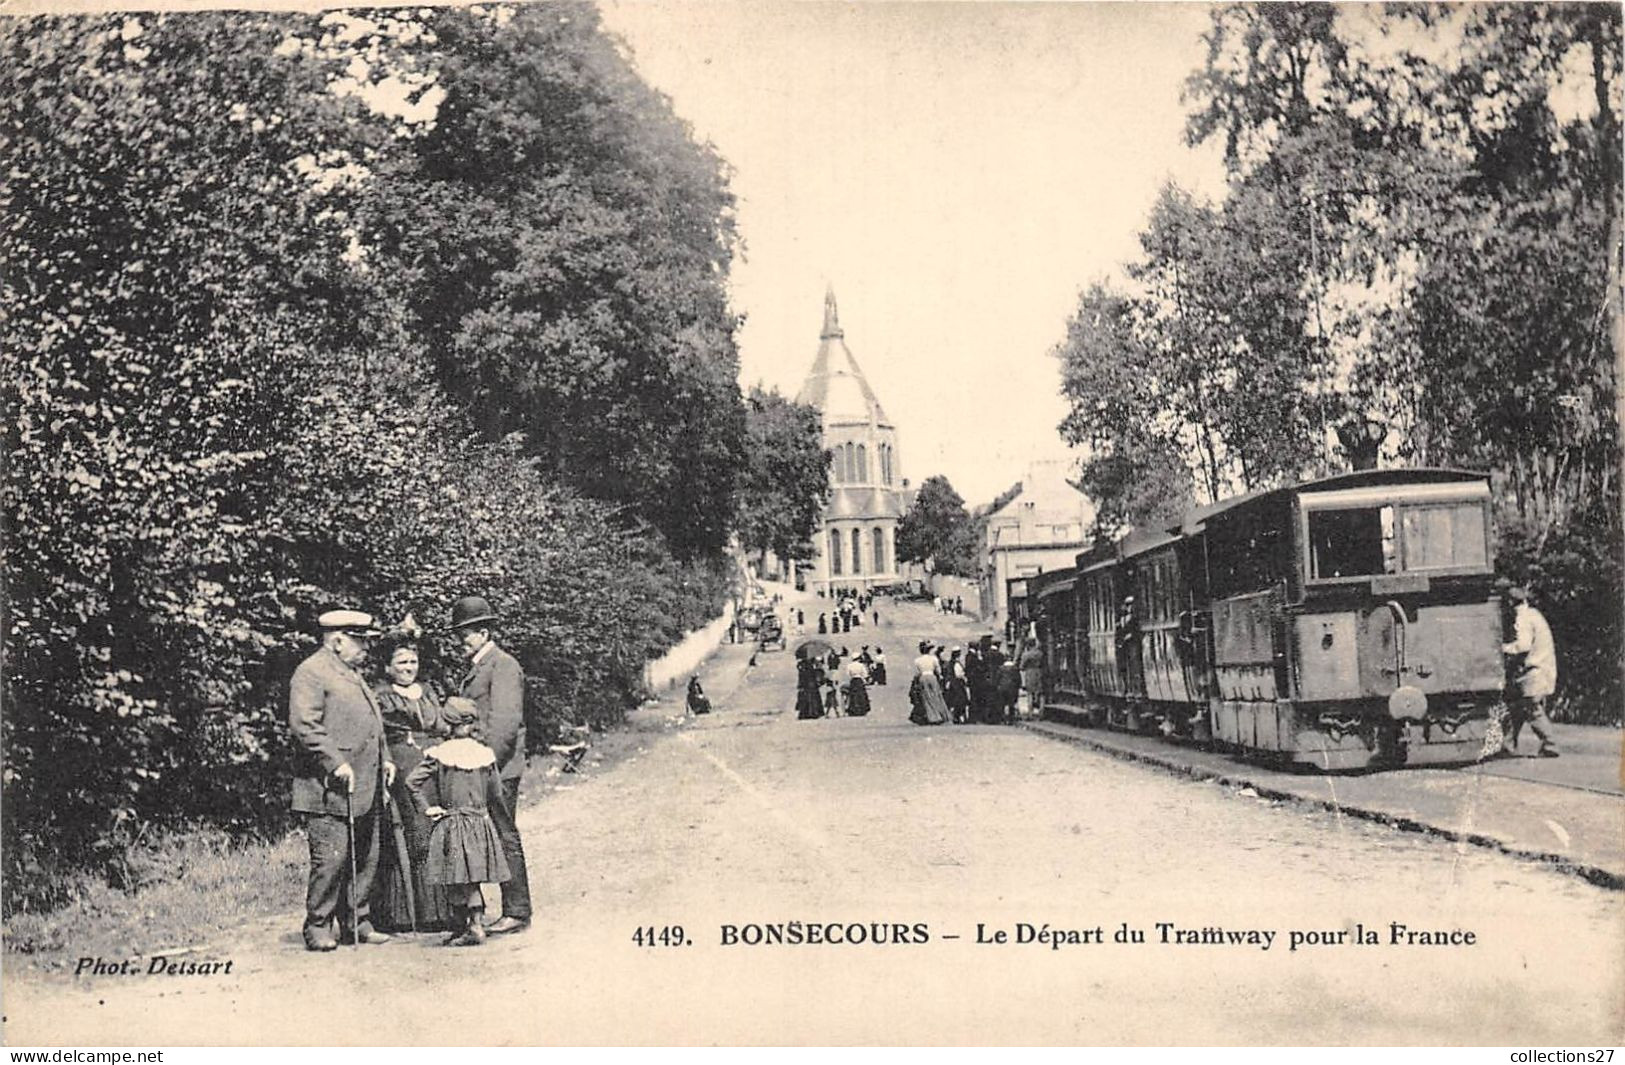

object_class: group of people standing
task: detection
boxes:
[796,645,887,719]
[816,591,879,634]
[909,637,1022,726]
[287,596,533,952]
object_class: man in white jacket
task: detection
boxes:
[1501,586,1560,758]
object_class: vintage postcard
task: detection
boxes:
[2,0,1621,1047]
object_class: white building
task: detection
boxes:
[795,288,908,594]
[982,460,1096,630]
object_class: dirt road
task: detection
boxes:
[6,600,1622,1045]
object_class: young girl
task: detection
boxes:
[406,698,511,946]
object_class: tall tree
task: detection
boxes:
[735,386,830,567]
[356,4,747,557]
[896,475,978,577]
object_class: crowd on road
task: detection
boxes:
[287,595,535,953]
[795,644,887,719]
[909,637,1033,726]
[814,591,880,634]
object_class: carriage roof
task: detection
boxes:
[1177,467,1489,536]
[1069,468,1490,571]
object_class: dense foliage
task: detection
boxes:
[895,475,981,578]
[1054,3,1621,722]
[735,386,831,567]
[1,6,757,914]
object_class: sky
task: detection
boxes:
[599,0,1229,506]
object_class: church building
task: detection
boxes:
[794,288,908,595]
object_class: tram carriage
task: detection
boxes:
[1033,469,1504,769]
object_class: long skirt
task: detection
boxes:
[372,744,453,932]
[913,673,950,726]
[871,663,887,686]
[797,682,824,720]
[846,679,871,717]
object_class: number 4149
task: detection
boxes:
[632,925,688,947]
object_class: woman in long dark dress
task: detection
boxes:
[686,675,711,715]
[371,640,453,933]
[845,656,871,717]
[796,658,824,719]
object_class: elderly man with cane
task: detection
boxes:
[288,609,395,951]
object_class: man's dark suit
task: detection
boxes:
[462,642,531,920]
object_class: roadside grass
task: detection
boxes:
[4,827,307,975]
[3,724,659,976]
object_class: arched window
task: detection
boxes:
[851,528,863,575]
[845,442,856,482]
[830,529,843,576]
[829,447,842,484]
[873,527,886,573]
[856,444,867,484]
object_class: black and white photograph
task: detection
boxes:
[2,0,1621,1047]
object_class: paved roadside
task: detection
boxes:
[1025,717,1625,887]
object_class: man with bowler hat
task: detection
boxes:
[288,609,395,951]
[450,595,532,933]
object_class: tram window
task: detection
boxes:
[1401,504,1488,570]
[1307,506,1396,579]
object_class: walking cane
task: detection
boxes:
[345,788,360,950]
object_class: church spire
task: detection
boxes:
[821,284,843,339]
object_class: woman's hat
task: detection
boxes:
[449,596,499,630]
[442,697,479,727]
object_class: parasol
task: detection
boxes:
[794,638,835,660]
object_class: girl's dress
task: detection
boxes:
[945,660,970,723]
[372,683,452,932]
[406,737,511,892]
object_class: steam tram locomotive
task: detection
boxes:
[1032,469,1505,769]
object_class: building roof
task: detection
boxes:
[827,486,908,521]
[795,287,893,427]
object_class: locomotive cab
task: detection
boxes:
[1289,477,1500,766]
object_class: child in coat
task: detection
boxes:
[406,698,511,946]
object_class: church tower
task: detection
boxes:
[795,287,906,594]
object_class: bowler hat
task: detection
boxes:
[449,595,498,630]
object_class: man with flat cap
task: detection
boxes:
[288,609,395,951]
[1500,584,1561,758]
[451,595,532,933]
